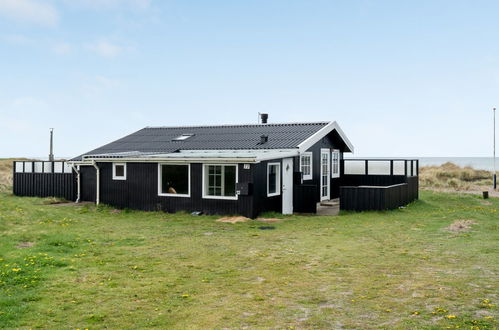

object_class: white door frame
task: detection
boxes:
[320,149,330,201]
[282,158,293,214]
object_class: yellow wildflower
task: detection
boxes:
[446,314,456,319]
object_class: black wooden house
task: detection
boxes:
[13,119,419,217]
[67,121,353,218]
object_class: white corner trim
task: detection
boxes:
[202,164,239,200]
[298,121,354,153]
[112,163,127,180]
[267,162,281,197]
[299,152,313,181]
[157,163,191,197]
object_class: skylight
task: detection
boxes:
[173,134,194,141]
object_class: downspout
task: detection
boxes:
[92,161,100,205]
[70,164,81,203]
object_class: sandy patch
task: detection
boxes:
[17,241,35,248]
[446,219,477,233]
[216,216,250,223]
[256,217,282,223]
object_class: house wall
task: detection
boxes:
[251,159,283,215]
[80,165,96,202]
[76,132,347,217]
[81,162,256,218]
[300,134,344,201]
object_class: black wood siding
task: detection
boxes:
[295,135,343,203]
[80,166,96,202]
[339,175,419,211]
[96,162,256,218]
[251,160,282,215]
[13,173,76,201]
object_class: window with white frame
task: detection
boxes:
[331,150,340,178]
[113,163,127,180]
[158,164,190,196]
[300,152,313,180]
[267,163,281,197]
[203,164,237,199]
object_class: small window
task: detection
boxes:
[173,134,194,141]
[203,164,237,199]
[267,163,281,197]
[158,164,190,197]
[331,150,340,178]
[113,163,127,180]
[300,152,313,180]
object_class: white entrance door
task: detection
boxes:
[320,149,330,201]
[282,158,293,214]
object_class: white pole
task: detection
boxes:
[494,107,497,190]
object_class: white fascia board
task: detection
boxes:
[69,157,258,164]
[297,121,354,153]
[255,150,299,161]
[71,149,300,164]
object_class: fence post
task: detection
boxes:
[365,160,369,176]
[404,160,407,177]
[390,160,393,176]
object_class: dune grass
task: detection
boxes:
[0,191,497,329]
[0,158,31,193]
[420,162,493,191]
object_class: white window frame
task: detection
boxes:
[202,164,238,200]
[157,163,191,198]
[331,150,340,178]
[299,152,313,181]
[112,163,127,180]
[267,162,281,197]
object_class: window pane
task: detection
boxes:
[54,162,63,173]
[25,162,33,173]
[301,155,311,176]
[43,162,52,173]
[223,166,236,196]
[15,162,24,173]
[115,165,124,177]
[269,165,277,194]
[161,165,189,194]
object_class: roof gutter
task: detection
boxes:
[70,157,259,165]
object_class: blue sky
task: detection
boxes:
[0,0,498,158]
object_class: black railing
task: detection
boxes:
[342,159,419,177]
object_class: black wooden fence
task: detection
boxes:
[12,161,76,201]
[339,159,419,211]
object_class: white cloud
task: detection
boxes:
[52,42,71,55]
[2,34,33,45]
[0,0,58,26]
[86,40,125,58]
[62,0,150,11]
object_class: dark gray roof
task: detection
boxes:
[72,122,329,160]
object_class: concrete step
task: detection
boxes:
[320,199,340,207]
[316,204,340,216]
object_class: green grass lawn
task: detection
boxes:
[0,191,497,329]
